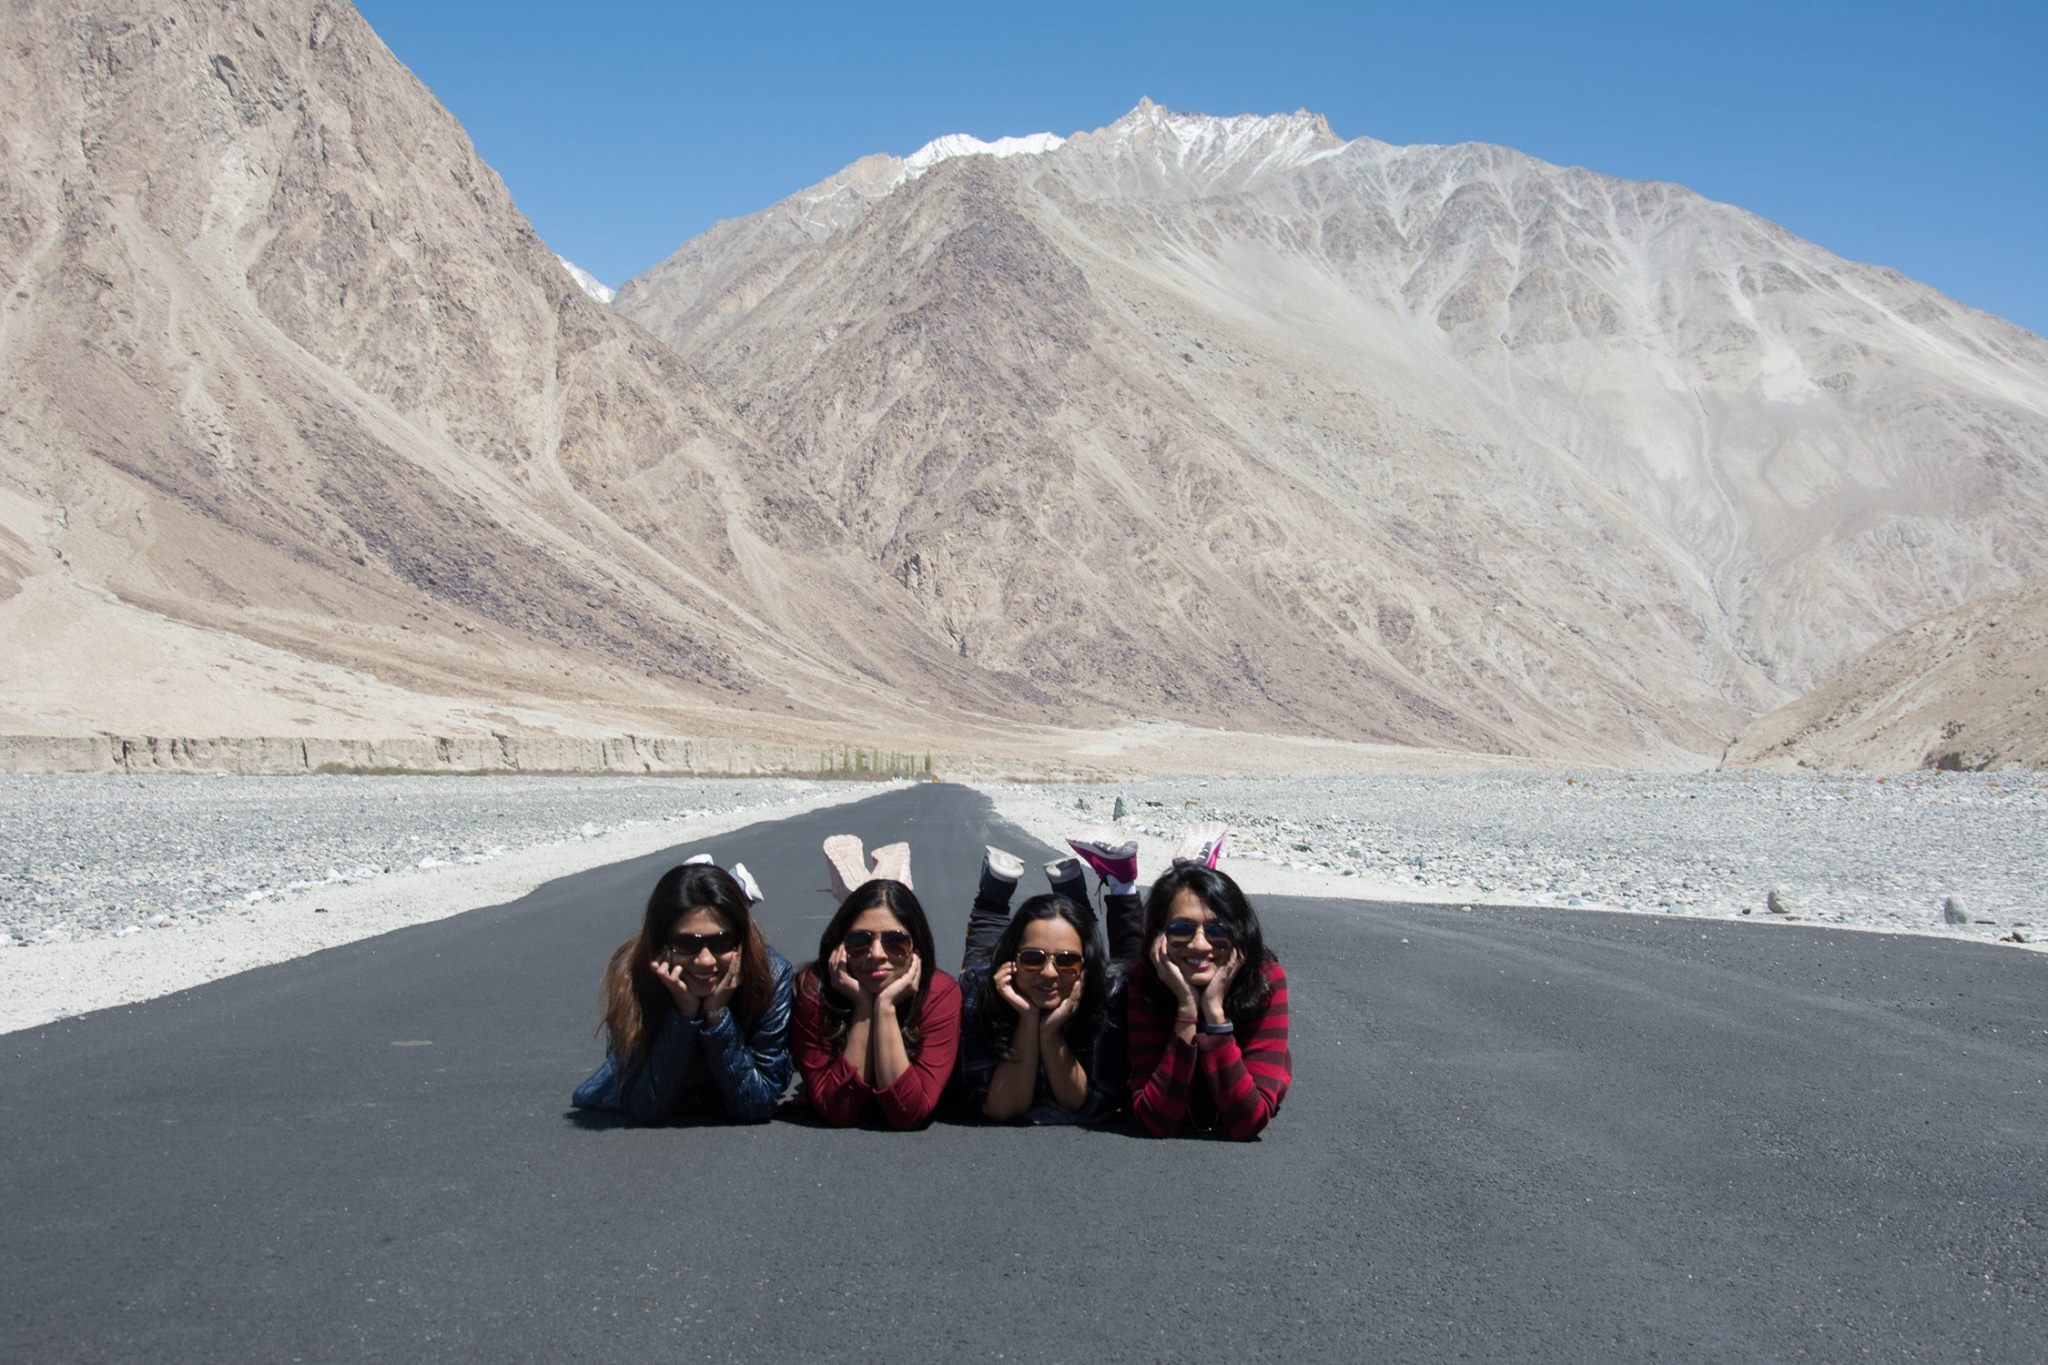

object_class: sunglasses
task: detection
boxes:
[1162,919,1236,950]
[664,931,739,959]
[1015,948,1084,976]
[842,929,914,958]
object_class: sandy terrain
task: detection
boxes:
[1729,576,2048,772]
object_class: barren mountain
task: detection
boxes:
[0,0,1070,753]
[1727,577,2048,771]
[619,101,2048,764]
[6,5,2044,770]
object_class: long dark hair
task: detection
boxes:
[1139,863,1275,1023]
[802,880,938,1056]
[600,863,774,1065]
[975,893,1108,1061]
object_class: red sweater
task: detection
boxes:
[1126,958,1291,1140]
[791,969,961,1130]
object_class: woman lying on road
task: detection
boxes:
[572,858,794,1123]
[792,839,960,1129]
[955,849,1125,1124]
[1120,859,1290,1140]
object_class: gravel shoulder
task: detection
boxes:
[0,777,897,1033]
[978,772,2046,953]
[7,769,2040,1037]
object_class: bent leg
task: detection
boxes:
[962,847,1023,968]
[1104,891,1144,970]
[1046,856,1089,912]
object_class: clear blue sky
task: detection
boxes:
[356,0,2047,335]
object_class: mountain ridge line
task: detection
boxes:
[3,0,2042,770]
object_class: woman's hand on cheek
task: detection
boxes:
[705,950,742,1014]
[878,951,921,1007]
[1199,949,1240,1025]
[1042,973,1083,1033]
[993,961,1037,1020]
[1150,935,1197,1011]
[653,958,700,1018]
[827,945,864,1003]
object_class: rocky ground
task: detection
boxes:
[984,771,2046,948]
[9,771,2042,953]
[0,775,831,946]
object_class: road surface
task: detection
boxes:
[2,783,2042,1360]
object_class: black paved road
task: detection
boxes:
[2,784,2043,1361]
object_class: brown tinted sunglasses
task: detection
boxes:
[843,929,914,958]
[1015,948,1084,976]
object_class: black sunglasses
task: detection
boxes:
[1163,918,1236,949]
[1015,948,1084,975]
[664,931,739,959]
[843,929,914,958]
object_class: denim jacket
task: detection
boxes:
[572,948,796,1123]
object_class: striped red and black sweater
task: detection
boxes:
[1125,957,1291,1140]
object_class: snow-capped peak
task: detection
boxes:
[772,105,1344,239]
[554,255,616,305]
[1096,98,1345,178]
[901,131,1065,180]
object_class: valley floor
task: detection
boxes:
[986,771,2046,949]
[2,770,2040,1034]
[0,775,894,1032]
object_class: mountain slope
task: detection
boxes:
[616,100,2048,762]
[1726,578,2048,771]
[0,0,1049,746]
[8,21,2044,769]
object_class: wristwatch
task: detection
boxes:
[1198,1020,1236,1037]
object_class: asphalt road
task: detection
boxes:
[1,783,2042,1361]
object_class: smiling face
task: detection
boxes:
[1160,887,1236,987]
[844,906,913,991]
[663,905,739,997]
[1014,916,1085,1010]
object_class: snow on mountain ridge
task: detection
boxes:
[554,255,615,304]
[1089,95,1346,177]
[764,103,1349,238]
[902,131,1065,179]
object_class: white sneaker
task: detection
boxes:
[822,834,867,903]
[984,846,1024,882]
[1043,856,1084,886]
[870,841,914,890]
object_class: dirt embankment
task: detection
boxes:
[0,733,1104,780]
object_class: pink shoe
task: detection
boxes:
[1067,831,1138,885]
[1173,822,1227,870]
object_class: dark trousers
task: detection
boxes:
[1102,891,1143,969]
[962,864,1142,971]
